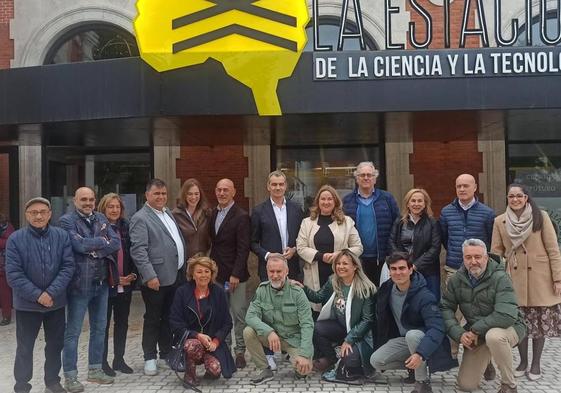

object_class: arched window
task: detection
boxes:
[304,17,378,51]
[44,23,139,65]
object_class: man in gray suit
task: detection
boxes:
[130,178,187,376]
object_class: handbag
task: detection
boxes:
[168,329,190,372]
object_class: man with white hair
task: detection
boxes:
[244,254,313,385]
[441,239,526,393]
[343,161,399,286]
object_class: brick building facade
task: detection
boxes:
[0,1,559,234]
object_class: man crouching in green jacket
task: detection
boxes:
[244,253,314,385]
[441,239,526,393]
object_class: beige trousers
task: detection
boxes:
[457,327,519,391]
[243,326,310,373]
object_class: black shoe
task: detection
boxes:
[112,360,133,374]
[484,363,496,381]
[44,382,67,393]
[0,317,11,326]
[404,369,416,384]
[102,362,116,377]
[411,380,433,393]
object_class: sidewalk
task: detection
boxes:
[1,292,560,393]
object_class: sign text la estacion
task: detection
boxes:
[313,0,561,81]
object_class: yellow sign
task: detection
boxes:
[134,0,310,115]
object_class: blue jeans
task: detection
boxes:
[63,281,108,377]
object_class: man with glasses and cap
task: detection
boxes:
[6,197,75,393]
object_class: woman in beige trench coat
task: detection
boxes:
[491,183,561,381]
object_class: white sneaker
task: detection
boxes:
[144,359,158,376]
[266,354,277,371]
[157,358,169,369]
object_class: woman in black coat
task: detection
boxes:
[389,188,441,299]
[169,256,236,387]
[98,193,137,376]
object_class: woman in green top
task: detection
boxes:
[297,249,376,380]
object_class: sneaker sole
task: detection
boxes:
[86,378,114,384]
[251,375,274,385]
[64,387,84,393]
[144,370,158,376]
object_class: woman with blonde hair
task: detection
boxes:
[172,178,211,258]
[98,193,137,375]
[297,185,363,312]
[169,256,236,387]
[297,249,376,379]
[491,183,561,381]
[389,188,441,299]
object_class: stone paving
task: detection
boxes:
[1,292,561,393]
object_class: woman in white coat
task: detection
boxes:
[297,185,363,312]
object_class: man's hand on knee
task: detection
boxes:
[268,331,281,353]
[295,356,312,375]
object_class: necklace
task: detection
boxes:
[195,287,209,300]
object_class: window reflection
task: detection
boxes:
[45,24,139,65]
[274,113,381,213]
[507,110,561,242]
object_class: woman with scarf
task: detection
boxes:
[491,183,561,381]
[296,249,376,380]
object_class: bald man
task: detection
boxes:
[59,187,121,392]
[439,174,496,378]
[210,178,251,368]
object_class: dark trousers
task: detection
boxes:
[14,308,65,392]
[361,256,383,287]
[103,291,132,365]
[0,272,12,319]
[313,319,361,367]
[140,273,182,360]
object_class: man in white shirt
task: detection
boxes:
[251,170,304,370]
[130,179,187,376]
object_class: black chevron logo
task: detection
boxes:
[171,0,299,53]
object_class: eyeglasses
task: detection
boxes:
[26,210,50,217]
[357,173,374,179]
[507,194,526,200]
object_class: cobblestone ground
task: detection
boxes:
[1,292,560,393]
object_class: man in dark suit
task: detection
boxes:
[210,178,251,368]
[251,170,303,371]
[251,170,303,282]
[130,178,187,376]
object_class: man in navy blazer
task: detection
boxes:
[251,170,303,282]
[210,178,251,369]
[130,178,187,377]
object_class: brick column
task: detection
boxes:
[0,0,13,69]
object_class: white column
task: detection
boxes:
[18,124,42,224]
[153,118,181,205]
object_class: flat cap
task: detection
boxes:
[24,197,51,210]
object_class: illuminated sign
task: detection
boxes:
[134,0,310,115]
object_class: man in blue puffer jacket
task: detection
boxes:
[440,174,495,274]
[370,252,457,393]
[6,197,75,393]
[343,161,399,286]
[439,174,495,378]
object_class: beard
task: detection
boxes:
[270,279,285,289]
[468,267,483,278]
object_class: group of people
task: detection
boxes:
[1,161,559,393]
